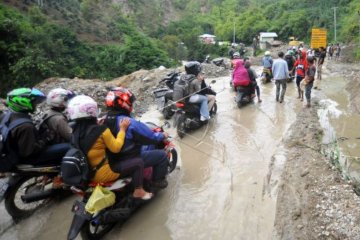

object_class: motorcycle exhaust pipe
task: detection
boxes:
[21,189,54,203]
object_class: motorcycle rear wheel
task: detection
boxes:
[176,115,186,139]
[5,176,51,220]
[167,148,178,173]
[210,103,217,116]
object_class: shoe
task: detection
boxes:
[258,99,262,103]
[152,179,168,189]
[279,99,283,103]
[314,86,318,90]
[200,116,210,121]
[133,192,153,201]
[306,103,311,108]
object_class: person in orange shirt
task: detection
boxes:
[67,95,152,200]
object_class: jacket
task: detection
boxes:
[43,109,72,143]
[88,128,126,183]
[0,111,48,160]
[105,113,164,161]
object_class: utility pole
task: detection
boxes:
[233,21,236,44]
[332,7,338,43]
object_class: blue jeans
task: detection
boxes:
[189,94,209,119]
[26,143,71,166]
[141,150,168,181]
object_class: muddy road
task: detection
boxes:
[0,62,359,240]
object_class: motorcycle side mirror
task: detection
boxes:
[162,121,171,129]
[210,80,216,84]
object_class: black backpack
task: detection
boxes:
[0,112,32,172]
[60,124,106,187]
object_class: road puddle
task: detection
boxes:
[2,63,357,240]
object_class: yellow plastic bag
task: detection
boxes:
[85,185,115,214]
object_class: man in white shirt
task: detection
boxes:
[272,51,290,103]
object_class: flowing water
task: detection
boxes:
[0,63,358,240]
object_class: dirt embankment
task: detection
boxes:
[274,46,360,239]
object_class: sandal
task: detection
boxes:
[133,192,153,201]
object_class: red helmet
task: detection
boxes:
[105,87,136,113]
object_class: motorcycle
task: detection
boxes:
[235,85,254,108]
[175,80,217,138]
[0,164,68,220]
[67,121,177,240]
[261,68,272,84]
[153,71,181,119]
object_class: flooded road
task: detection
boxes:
[1,64,357,240]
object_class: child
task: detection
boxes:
[300,56,316,107]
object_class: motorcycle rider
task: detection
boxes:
[67,95,152,200]
[1,88,70,166]
[231,52,243,69]
[105,87,169,189]
[186,61,211,121]
[244,59,261,102]
[42,88,73,144]
[261,51,273,82]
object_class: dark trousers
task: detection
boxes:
[26,143,70,166]
[305,81,314,102]
[110,157,144,187]
[141,150,168,181]
[296,75,304,88]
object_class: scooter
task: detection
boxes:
[175,80,217,138]
[153,71,181,119]
[67,121,177,240]
[261,68,272,84]
[235,85,253,108]
[0,163,68,220]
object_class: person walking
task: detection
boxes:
[272,51,290,103]
[302,56,316,107]
[334,43,341,61]
[314,47,326,90]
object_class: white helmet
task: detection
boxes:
[47,88,72,108]
[265,51,271,56]
[67,95,98,120]
[233,52,240,58]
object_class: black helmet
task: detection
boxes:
[185,61,202,76]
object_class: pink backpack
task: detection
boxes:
[232,61,250,87]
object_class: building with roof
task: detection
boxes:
[199,34,216,44]
[259,32,278,49]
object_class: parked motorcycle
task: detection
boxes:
[235,85,253,108]
[153,71,181,119]
[175,80,217,138]
[261,68,272,83]
[67,121,177,240]
[0,164,68,220]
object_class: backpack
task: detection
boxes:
[232,63,251,87]
[35,111,64,144]
[60,124,106,187]
[173,74,195,102]
[0,112,32,172]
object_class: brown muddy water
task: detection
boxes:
[0,64,357,240]
[317,65,360,185]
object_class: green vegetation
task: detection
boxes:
[0,3,172,96]
[0,0,359,96]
